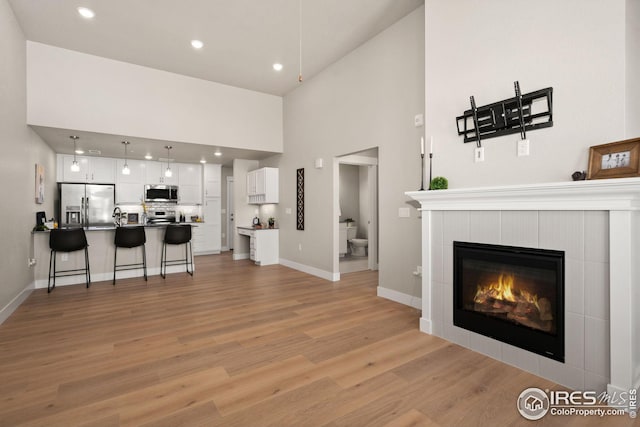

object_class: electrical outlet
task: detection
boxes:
[298,243,302,251]
[28,258,36,267]
[285,208,292,215]
[517,139,530,156]
[61,253,69,262]
[414,113,424,127]
[474,147,485,162]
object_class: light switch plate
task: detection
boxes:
[517,139,530,156]
[474,147,485,162]
[398,207,410,218]
[285,208,292,215]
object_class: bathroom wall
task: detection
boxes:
[339,164,360,223]
[358,166,369,239]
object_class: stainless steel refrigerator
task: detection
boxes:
[59,183,115,228]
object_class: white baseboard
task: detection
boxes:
[377,286,422,310]
[279,258,339,282]
[233,252,249,261]
[420,317,433,334]
[0,282,35,325]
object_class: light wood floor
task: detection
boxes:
[0,253,636,427]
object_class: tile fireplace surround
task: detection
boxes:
[406,178,640,396]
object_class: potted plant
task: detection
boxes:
[430,176,448,190]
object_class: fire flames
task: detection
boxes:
[474,273,539,309]
[473,273,553,332]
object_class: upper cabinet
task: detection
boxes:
[178,163,202,204]
[59,154,116,183]
[145,161,178,185]
[247,167,278,204]
[203,164,221,198]
[115,159,146,204]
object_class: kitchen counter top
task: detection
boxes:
[237,225,279,231]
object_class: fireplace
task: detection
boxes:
[453,241,565,362]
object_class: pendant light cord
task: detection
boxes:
[298,0,303,83]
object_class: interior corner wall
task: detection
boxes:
[627,0,640,138]
[276,6,424,295]
[425,0,626,188]
[232,159,259,256]
[26,42,283,153]
[0,0,57,315]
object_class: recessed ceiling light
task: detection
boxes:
[144,154,153,160]
[75,149,84,154]
[273,63,283,71]
[191,40,204,49]
[77,7,95,19]
[200,159,207,164]
[214,150,222,157]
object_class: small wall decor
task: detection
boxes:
[456,82,553,144]
[35,163,45,204]
[296,168,304,230]
[587,137,640,180]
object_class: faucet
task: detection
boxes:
[112,206,122,226]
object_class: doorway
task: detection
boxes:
[334,149,378,276]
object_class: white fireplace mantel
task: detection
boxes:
[406,177,640,396]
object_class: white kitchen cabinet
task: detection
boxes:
[246,167,278,204]
[237,227,278,265]
[115,159,145,203]
[145,161,178,185]
[116,159,146,184]
[193,223,221,255]
[194,198,221,255]
[203,164,221,198]
[178,163,202,204]
[60,155,116,183]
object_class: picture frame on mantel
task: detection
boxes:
[587,137,640,180]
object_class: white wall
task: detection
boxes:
[627,0,640,137]
[274,7,424,295]
[339,164,360,223]
[425,0,627,188]
[26,42,283,153]
[0,0,57,319]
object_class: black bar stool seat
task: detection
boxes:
[48,228,90,293]
[113,226,147,285]
[161,224,193,278]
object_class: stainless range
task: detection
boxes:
[147,206,176,224]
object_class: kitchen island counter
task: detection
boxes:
[32,225,197,288]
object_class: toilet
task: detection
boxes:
[350,238,368,257]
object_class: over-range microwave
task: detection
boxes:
[144,184,178,203]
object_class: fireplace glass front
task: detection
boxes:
[453,241,564,362]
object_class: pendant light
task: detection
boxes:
[121,141,131,175]
[164,145,173,178]
[70,135,80,172]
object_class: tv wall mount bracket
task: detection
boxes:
[456,83,553,147]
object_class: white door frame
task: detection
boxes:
[226,176,234,250]
[333,153,379,277]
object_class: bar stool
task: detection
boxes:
[161,224,193,278]
[48,228,90,293]
[113,226,147,285]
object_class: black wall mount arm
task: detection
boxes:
[456,84,553,144]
